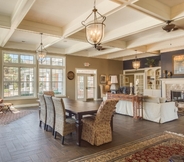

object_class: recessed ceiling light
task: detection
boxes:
[22,41,25,43]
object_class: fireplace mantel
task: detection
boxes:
[160,78,184,100]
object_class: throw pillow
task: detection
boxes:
[159,97,167,103]
[144,96,160,103]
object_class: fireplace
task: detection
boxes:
[170,90,184,101]
[161,78,184,101]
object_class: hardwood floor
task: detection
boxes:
[0,107,184,162]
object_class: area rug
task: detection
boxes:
[69,131,184,162]
[0,108,36,125]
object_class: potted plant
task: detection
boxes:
[145,58,156,67]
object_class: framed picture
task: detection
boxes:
[173,55,184,75]
[100,75,106,84]
[125,77,129,83]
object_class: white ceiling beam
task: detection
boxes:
[1,0,36,47]
[65,42,92,54]
[102,17,162,44]
[103,40,126,49]
[107,49,135,59]
[116,52,159,61]
[45,46,65,54]
[147,36,184,52]
[88,48,122,57]
[18,20,63,37]
[127,29,184,49]
[4,41,36,51]
[68,31,86,43]
[70,50,89,57]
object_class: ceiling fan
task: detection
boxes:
[162,20,178,32]
[95,43,107,51]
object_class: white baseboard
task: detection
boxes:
[13,103,39,109]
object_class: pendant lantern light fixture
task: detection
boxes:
[36,33,47,63]
[81,0,106,48]
[132,50,140,70]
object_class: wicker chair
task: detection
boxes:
[44,95,55,135]
[52,97,76,144]
[81,99,119,146]
[43,91,55,96]
[38,94,47,130]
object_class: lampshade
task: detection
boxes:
[81,0,106,48]
[110,75,118,93]
[132,55,140,69]
[36,33,47,63]
[110,75,118,84]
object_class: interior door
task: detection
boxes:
[86,75,95,100]
[76,74,95,101]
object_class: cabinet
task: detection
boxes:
[120,69,145,95]
[144,67,161,97]
[134,73,144,95]
[121,67,161,97]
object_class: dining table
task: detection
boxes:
[62,98,102,146]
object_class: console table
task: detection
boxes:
[107,93,144,119]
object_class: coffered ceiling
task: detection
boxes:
[1,0,184,61]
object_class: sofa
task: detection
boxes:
[115,96,178,123]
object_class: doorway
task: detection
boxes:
[75,69,97,101]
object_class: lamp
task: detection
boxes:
[110,75,118,93]
[81,0,106,48]
[132,51,140,69]
[36,33,47,63]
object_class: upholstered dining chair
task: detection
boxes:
[52,97,76,144]
[81,99,119,146]
[38,94,47,130]
[44,94,55,135]
[43,91,55,96]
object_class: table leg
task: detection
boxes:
[111,115,114,131]
[75,114,82,146]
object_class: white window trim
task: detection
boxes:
[2,51,37,100]
[38,55,66,97]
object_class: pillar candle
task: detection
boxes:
[130,83,133,87]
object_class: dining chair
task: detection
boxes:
[43,91,55,96]
[81,99,119,146]
[44,94,55,135]
[52,97,76,145]
[38,94,47,130]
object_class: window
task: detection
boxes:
[3,52,36,98]
[39,56,65,96]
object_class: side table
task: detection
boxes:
[0,103,13,113]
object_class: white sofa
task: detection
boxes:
[115,96,178,123]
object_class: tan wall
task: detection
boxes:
[0,48,123,106]
[66,55,123,99]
